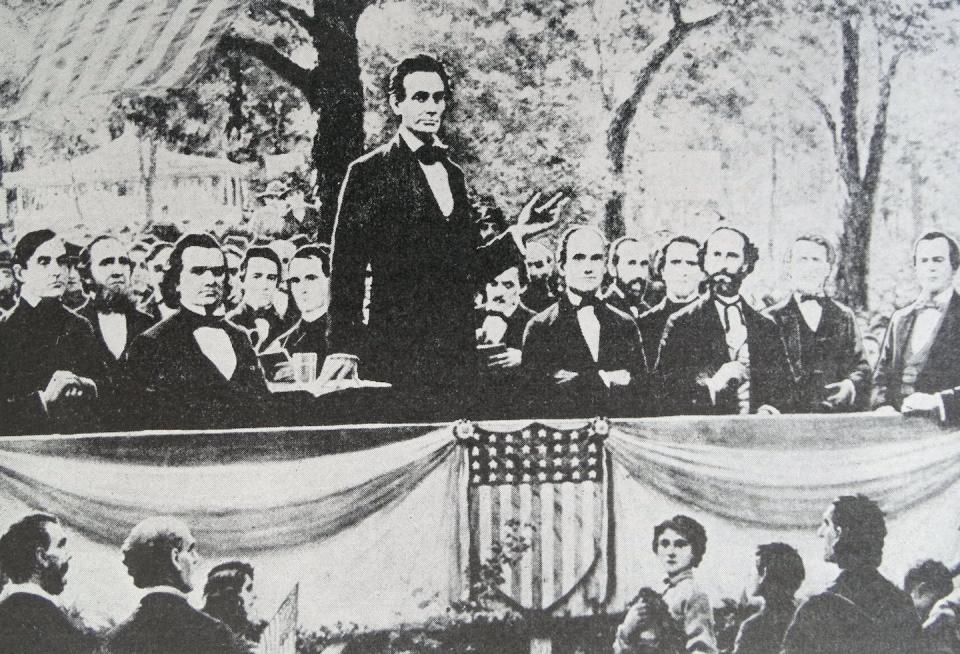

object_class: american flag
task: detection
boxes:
[6,0,241,119]
[257,583,298,654]
[464,420,611,612]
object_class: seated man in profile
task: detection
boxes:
[105,517,250,654]
[522,226,646,416]
[124,233,269,428]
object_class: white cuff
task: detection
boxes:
[939,392,947,423]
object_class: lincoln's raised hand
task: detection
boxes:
[509,191,569,242]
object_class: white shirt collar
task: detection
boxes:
[181,301,226,318]
[566,288,599,307]
[20,290,45,308]
[2,581,61,606]
[399,127,446,153]
[918,286,954,306]
[713,293,742,307]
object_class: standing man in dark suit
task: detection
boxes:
[227,246,286,352]
[124,233,269,428]
[873,230,960,416]
[321,54,557,403]
[656,226,793,415]
[766,234,870,413]
[781,495,919,654]
[104,517,249,654]
[522,226,646,417]
[0,230,103,427]
[0,513,97,654]
[637,234,702,366]
[604,236,660,319]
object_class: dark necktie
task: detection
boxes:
[415,145,448,165]
[715,298,742,332]
[798,294,824,304]
[180,309,226,330]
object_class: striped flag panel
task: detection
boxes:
[466,422,610,612]
[257,583,299,654]
[6,0,241,119]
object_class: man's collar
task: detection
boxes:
[20,290,44,308]
[917,286,954,306]
[181,301,225,317]
[399,127,446,153]
[2,581,61,605]
[713,293,742,307]
[300,307,328,323]
[142,585,190,601]
[566,288,601,308]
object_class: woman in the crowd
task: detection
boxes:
[202,561,266,644]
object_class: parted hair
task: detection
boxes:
[0,513,59,583]
[652,514,707,568]
[388,54,451,102]
[291,244,331,277]
[653,235,701,282]
[159,233,230,309]
[13,229,58,267]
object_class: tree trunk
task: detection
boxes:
[836,191,873,310]
[604,8,721,239]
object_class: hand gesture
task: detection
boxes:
[822,379,855,409]
[509,191,569,242]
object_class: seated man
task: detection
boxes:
[520,240,557,313]
[227,246,286,352]
[874,231,960,417]
[522,226,646,417]
[0,513,97,654]
[104,517,249,654]
[277,244,330,356]
[124,233,269,428]
[0,230,103,428]
[733,542,805,654]
[477,263,534,362]
[766,235,870,412]
[139,241,175,322]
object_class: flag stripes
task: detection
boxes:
[257,583,299,654]
[7,0,241,119]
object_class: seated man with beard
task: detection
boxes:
[124,233,270,428]
[604,236,661,318]
[520,240,557,313]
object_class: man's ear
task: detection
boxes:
[13,263,24,284]
[169,546,182,572]
[34,544,47,567]
[389,94,402,116]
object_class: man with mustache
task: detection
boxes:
[77,236,156,375]
[656,226,793,415]
[0,513,97,654]
[124,233,268,428]
[604,236,659,318]
[478,264,533,358]
[0,230,103,427]
[520,240,557,313]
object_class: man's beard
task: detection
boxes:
[39,560,68,595]
[61,288,87,308]
[92,282,135,313]
[618,275,646,297]
[707,271,746,297]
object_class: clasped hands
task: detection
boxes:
[42,370,98,414]
[553,368,630,388]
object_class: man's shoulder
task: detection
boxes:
[764,295,795,319]
[347,139,401,174]
[527,302,562,330]
[600,301,639,328]
[664,295,710,329]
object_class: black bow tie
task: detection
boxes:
[484,309,509,320]
[574,295,603,312]
[798,294,824,303]
[415,144,448,165]
[180,308,226,330]
[252,306,275,321]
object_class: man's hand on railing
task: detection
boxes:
[901,392,940,415]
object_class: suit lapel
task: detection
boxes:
[175,313,235,383]
[923,290,960,376]
[893,308,917,377]
[779,299,803,376]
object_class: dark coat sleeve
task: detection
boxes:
[872,318,897,409]
[655,314,714,415]
[327,159,377,357]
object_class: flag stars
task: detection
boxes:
[504,445,514,454]
[488,472,497,482]
[490,460,498,469]
[588,457,597,466]
[488,435,497,443]
[572,471,581,480]
[553,471,563,481]
[521,444,531,454]
[553,444,563,453]
[553,457,563,467]
[538,472,547,482]
[588,443,598,453]
[537,444,548,455]
[522,430,531,440]
[505,434,514,443]
[505,460,514,469]
[569,443,579,453]
[570,457,580,467]
[472,461,480,470]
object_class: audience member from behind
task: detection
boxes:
[766,234,870,412]
[781,495,919,654]
[202,561,266,644]
[522,226,646,417]
[0,513,97,654]
[874,230,960,419]
[904,559,953,623]
[614,586,686,654]
[227,246,285,351]
[277,245,330,357]
[124,233,269,428]
[732,542,804,654]
[0,230,102,427]
[105,517,250,654]
[521,240,556,312]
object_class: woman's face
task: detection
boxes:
[239,574,257,618]
[656,527,695,577]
